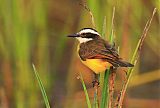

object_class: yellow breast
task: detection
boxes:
[81,59,112,74]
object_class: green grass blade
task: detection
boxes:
[32,64,50,108]
[101,16,107,38]
[79,72,92,108]
[100,69,110,108]
[109,7,115,44]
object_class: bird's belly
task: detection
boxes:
[82,59,112,74]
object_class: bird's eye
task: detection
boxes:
[81,33,86,37]
[82,33,85,35]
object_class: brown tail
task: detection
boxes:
[116,60,134,67]
[107,59,134,67]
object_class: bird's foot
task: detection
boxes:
[92,79,99,87]
[110,66,117,73]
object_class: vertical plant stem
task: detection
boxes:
[93,85,99,108]
[109,70,116,108]
[100,69,110,108]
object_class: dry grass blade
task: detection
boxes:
[115,8,157,108]
[79,2,96,28]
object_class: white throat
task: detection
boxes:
[76,37,93,43]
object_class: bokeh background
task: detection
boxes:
[0,0,159,108]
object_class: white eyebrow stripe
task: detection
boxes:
[79,29,100,35]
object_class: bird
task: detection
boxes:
[68,28,133,85]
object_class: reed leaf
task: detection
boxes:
[79,72,92,108]
[32,64,51,108]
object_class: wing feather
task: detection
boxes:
[78,37,133,67]
[78,38,120,66]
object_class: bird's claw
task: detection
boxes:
[92,79,100,87]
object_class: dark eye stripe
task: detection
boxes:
[82,33,98,38]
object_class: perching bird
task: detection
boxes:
[68,28,134,86]
[68,28,134,75]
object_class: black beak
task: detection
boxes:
[67,33,80,37]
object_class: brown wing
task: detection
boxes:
[78,38,121,67]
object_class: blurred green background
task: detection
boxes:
[0,0,159,108]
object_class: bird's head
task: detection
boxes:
[68,28,100,43]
